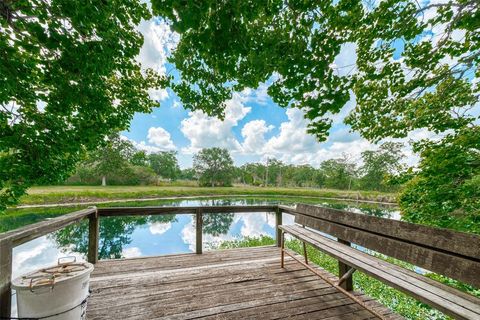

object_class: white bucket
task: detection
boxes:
[12,257,94,320]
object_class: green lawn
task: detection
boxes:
[18,185,396,205]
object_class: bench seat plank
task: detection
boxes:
[279,224,480,320]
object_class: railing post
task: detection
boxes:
[0,240,12,318]
[275,206,282,247]
[88,208,99,264]
[338,238,353,291]
[196,208,203,254]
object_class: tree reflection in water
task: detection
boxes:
[317,202,395,219]
[202,213,235,236]
[194,199,238,236]
[51,214,177,259]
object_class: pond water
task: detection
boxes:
[11,197,399,279]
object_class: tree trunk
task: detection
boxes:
[102,176,106,186]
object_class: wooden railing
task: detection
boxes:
[0,205,282,317]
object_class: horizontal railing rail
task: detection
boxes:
[0,207,97,247]
[97,205,279,216]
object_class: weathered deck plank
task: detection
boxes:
[87,246,400,320]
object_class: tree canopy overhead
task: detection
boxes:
[0,0,161,209]
[153,0,478,141]
[151,0,479,232]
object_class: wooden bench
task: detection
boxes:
[278,204,480,320]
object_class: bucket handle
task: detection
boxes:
[58,256,77,266]
[29,275,55,293]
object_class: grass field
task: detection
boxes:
[18,185,396,206]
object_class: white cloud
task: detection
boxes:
[328,127,360,143]
[171,93,431,168]
[121,130,175,154]
[36,100,47,112]
[331,42,358,77]
[12,236,85,280]
[148,87,169,102]
[241,120,274,154]
[181,218,236,251]
[122,247,142,258]
[241,108,376,166]
[264,109,316,155]
[240,83,270,105]
[178,83,278,155]
[172,99,182,108]
[147,127,176,150]
[14,241,50,268]
[240,213,269,238]
[180,219,196,251]
[381,128,452,167]
[180,93,250,154]
[130,140,162,154]
[149,222,172,235]
[179,100,378,167]
[137,19,178,75]
[137,18,179,102]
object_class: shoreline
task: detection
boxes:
[14,193,398,209]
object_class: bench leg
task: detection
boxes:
[302,241,308,265]
[338,267,356,288]
[338,239,353,291]
[280,231,285,268]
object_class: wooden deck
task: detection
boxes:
[87,246,401,319]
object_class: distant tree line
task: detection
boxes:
[235,142,404,192]
[66,134,404,192]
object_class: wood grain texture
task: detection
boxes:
[97,205,277,217]
[295,204,480,260]
[0,207,96,246]
[280,225,480,320]
[88,210,99,264]
[86,246,399,320]
[294,204,480,287]
[2,203,476,320]
[337,238,353,291]
[196,208,203,254]
[275,207,282,247]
